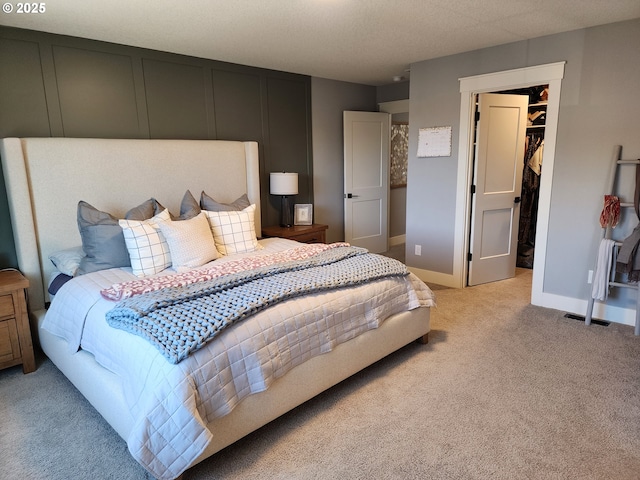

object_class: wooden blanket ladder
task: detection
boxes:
[585,145,640,335]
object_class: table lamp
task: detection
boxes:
[270,172,298,227]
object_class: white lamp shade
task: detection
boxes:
[270,172,298,195]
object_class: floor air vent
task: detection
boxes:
[564,313,610,327]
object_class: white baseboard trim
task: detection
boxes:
[407,265,636,327]
[534,291,636,327]
[389,235,405,247]
[408,266,459,288]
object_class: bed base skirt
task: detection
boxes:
[35,306,430,476]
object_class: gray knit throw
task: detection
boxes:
[106,246,408,363]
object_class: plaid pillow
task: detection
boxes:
[119,209,172,277]
[203,204,261,256]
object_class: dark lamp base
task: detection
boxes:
[280,195,293,228]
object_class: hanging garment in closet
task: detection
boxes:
[528,140,544,175]
[518,133,543,247]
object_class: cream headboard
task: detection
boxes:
[0,138,261,313]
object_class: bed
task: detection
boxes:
[0,137,434,480]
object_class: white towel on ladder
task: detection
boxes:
[591,238,616,301]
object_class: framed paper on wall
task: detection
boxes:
[294,204,313,225]
[417,126,452,157]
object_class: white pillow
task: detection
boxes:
[203,204,261,256]
[158,212,218,273]
[119,209,172,277]
[49,246,85,277]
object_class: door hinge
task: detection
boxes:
[475,111,480,122]
[470,184,476,195]
[468,252,473,262]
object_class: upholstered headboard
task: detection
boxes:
[0,138,261,313]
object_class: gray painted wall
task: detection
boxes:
[377,81,410,104]
[0,27,313,268]
[311,78,408,243]
[311,77,376,244]
[0,28,382,264]
[406,18,640,309]
[390,187,407,238]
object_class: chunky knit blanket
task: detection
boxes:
[106,246,409,363]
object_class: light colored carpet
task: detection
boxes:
[1,269,638,479]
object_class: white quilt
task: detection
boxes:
[42,239,435,480]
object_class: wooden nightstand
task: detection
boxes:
[262,224,328,244]
[0,270,35,373]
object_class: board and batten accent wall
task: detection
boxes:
[0,26,313,268]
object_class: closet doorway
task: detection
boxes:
[495,85,548,271]
[467,85,549,286]
[455,62,565,303]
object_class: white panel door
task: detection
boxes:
[468,93,528,286]
[343,111,390,253]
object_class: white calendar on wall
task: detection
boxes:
[417,126,452,157]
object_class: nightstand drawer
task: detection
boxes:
[291,231,325,243]
[262,224,328,244]
[0,294,15,319]
[0,317,21,364]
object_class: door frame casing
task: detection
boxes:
[454,62,565,301]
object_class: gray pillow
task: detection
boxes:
[178,190,201,220]
[76,199,165,275]
[77,201,131,275]
[200,192,250,211]
[124,197,165,221]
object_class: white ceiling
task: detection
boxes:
[2,0,639,85]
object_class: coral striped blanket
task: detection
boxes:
[105,245,409,363]
[101,242,350,301]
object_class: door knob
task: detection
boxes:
[345,193,360,198]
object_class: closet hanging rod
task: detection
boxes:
[609,281,639,290]
[617,159,640,165]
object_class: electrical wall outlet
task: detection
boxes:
[588,270,594,284]
[415,244,422,256]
